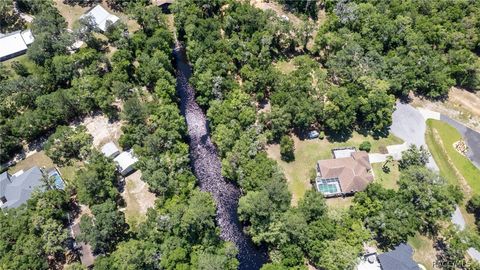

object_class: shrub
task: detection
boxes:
[359,141,372,152]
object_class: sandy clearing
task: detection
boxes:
[80,113,124,148]
[122,171,156,217]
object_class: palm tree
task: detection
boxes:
[41,170,56,190]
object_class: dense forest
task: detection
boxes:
[1,0,480,269]
[172,0,479,269]
[1,1,236,269]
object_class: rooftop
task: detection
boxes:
[101,141,120,158]
[316,150,373,194]
[113,150,138,175]
[0,167,43,209]
[81,5,119,32]
[378,243,420,270]
[0,30,34,60]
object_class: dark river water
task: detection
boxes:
[173,41,268,270]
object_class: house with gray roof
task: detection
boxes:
[0,167,44,209]
[378,243,420,270]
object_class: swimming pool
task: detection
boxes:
[48,170,65,190]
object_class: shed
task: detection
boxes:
[0,30,35,62]
[114,150,138,176]
[101,141,120,158]
[81,5,119,32]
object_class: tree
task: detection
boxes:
[398,144,430,169]
[74,153,118,206]
[79,200,127,254]
[312,239,359,270]
[28,6,72,65]
[44,125,92,165]
[280,135,295,162]
[359,141,371,152]
[107,240,160,269]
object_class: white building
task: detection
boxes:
[101,141,120,158]
[114,150,138,176]
[0,29,34,61]
[81,5,119,32]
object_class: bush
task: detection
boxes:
[280,135,295,162]
[319,131,325,140]
[359,141,372,152]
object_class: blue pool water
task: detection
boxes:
[49,171,65,190]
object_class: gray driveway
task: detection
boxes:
[389,102,439,171]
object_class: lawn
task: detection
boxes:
[8,151,79,184]
[425,119,480,195]
[2,55,38,77]
[408,233,437,270]
[266,132,403,205]
[372,161,400,190]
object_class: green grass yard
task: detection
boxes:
[372,161,400,190]
[266,132,403,205]
[9,151,79,184]
[425,119,480,230]
[408,233,436,270]
[425,119,480,194]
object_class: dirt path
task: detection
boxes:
[412,87,480,133]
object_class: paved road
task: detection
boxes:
[389,102,439,171]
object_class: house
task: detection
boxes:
[357,244,420,270]
[113,150,138,176]
[377,244,420,270]
[0,29,35,61]
[101,141,120,158]
[153,0,174,13]
[81,5,119,32]
[0,167,43,209]
[315,148,373,197]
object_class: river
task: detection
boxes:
[173,41,268,269]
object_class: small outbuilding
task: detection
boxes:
[114,150,138,176]
[101,141,120,158]
[0,29,35,62]
[81,5,119,32]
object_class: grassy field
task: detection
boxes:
[425,119,480,194]
[2,55,38,78]
[266,132,403,205]
[8,151,78,184]
[372,161,400,190]
[409,233,437,270]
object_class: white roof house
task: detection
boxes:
[113,150,138,176]
[0,29,34,61]
[81,5,119,32]
[101,142,120,158]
